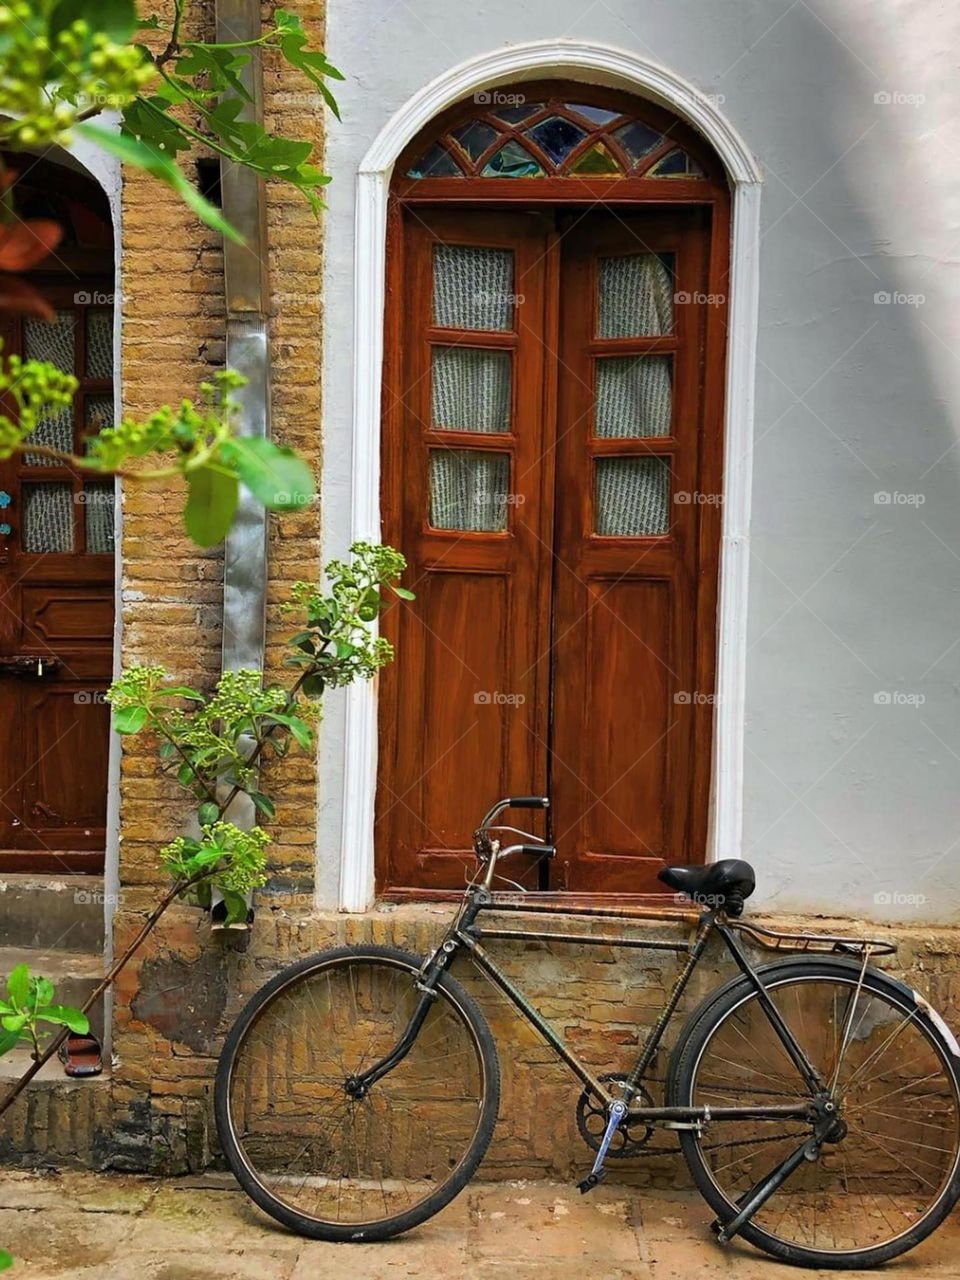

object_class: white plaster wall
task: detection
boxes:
[319,0,960,923]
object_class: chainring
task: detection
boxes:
[575,1074,655,1158]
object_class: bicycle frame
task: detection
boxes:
[353,883,825,1131]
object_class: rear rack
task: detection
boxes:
[731,919,897,958]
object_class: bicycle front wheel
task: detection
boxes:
[668,957,960,1269]
[215,944,500,1241]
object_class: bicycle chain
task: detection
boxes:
[581,1074,808,1159]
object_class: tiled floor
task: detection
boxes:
[1,1171,958,1279]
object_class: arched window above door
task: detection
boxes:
[399,84,725,191]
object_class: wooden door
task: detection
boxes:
[377,209,554,890]
[378,204,723,895]
[550,211,716,893]
[0,295,117,872]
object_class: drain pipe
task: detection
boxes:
[214,0,270,919]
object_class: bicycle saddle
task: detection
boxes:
[657,859,756,916]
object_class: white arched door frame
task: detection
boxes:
[340,39,762,911]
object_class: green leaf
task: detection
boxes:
[220,889,250,925]
[161,686,205,700]
[122,98,192,158]
[39,1006,89,1034]
[302,673,325,697]
[274,10,345,117]
[0,1014,27,1033]
[249,791,276,820]
[77,124,244,243]
[31,977,54,1009]
[176,43,253,103]
[273,714,313,751]
[51,0,138,42]
[198,802,220,827]
[113,704,148,735]
[0,1030,19,1058]
[184,465,239,547]
[220,437,316,510]
[6,964,29,1009]
[392,586,416,600]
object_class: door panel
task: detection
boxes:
[0,293,116,870]
[378,204,723,896]
[550,212,710,893]
[377,210,553,891]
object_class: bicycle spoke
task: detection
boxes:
[685,973,960,1260]
[223,954,489,1231]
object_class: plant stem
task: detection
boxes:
[0,871,209,1120]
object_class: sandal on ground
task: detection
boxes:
[58,1033,103,1078]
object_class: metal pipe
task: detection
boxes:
[214,0,271,909]
[215,0,270,680]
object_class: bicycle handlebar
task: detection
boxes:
[507,796,550,810]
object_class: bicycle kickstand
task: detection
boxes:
[578,1099,627,1194]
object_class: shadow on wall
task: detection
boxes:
[740,0,960,922]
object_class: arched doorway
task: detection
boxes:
[0,153,116,872]
[374,81,732,897]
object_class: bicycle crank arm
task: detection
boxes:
[712,1135,820,1244]
[578,1099,627,1194]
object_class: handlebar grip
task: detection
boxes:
[520,844,556,858]
[509,796,550,810]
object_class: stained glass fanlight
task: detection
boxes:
[405,94,709,181]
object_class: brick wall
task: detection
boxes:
[112,0,327,1139]
[13,900,951,1177]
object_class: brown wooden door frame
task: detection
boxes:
[377,107,730,897]
[0,282,117,873]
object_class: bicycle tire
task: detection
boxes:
[215,944,501,1242]
[667,956,960,1269]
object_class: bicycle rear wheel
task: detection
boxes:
[215,944,500,1241]
[668,957,960,1268]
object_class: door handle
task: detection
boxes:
[0,655,62,677]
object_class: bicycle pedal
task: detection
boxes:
[710,1219,730,1245]
[578,1171,606,1195]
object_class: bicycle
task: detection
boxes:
[215,795,960,1269]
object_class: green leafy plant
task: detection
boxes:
[0,0,342,237]
[106,540,408,925]
[0,963,88,1060]
[0,364,316,544]
[0,543,411,1120]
